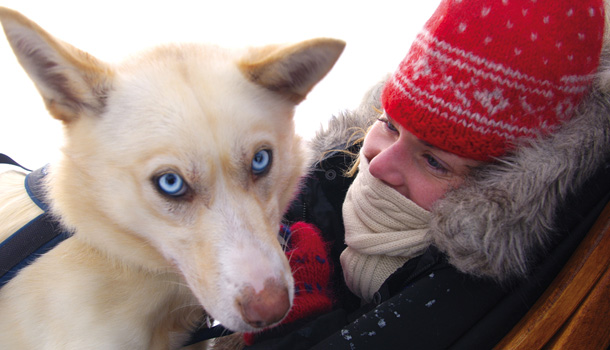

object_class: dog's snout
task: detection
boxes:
[238,277,290,328]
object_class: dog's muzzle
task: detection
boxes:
[237,277,290,328]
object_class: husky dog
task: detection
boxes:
[0,7,344,349]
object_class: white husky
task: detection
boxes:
[0,7,344,349]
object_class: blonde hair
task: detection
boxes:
[343,107,382,177]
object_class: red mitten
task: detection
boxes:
[244,222,333,345]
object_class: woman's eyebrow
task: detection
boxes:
[420,140,438,149]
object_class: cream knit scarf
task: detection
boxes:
[340,156,432,302]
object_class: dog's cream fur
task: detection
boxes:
[0,7,344,349]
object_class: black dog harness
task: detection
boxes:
[0,155,69,287]
[0,154,229,344]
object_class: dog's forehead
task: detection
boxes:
[110,44,295,127]
[98,44,297,169]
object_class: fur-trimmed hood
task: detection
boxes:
[307,48,610,283]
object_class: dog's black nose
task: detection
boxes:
[238,278,290,328]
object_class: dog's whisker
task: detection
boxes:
[286,249,297,264]
[291,265,305,275]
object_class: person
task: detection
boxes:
[211,0,610,348]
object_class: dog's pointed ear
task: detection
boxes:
[239,38,345,104]
[0,7,113,123]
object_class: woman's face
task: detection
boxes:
[361,114,481,211]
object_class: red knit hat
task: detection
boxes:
[382,0,605,161]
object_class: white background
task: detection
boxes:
[0,0,440,169]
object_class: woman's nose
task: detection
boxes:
[367,141,408,189]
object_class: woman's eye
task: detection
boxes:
[156,173,187,197]
[424,154,448,174]
[378,116,398,133]
[252,149,272,176]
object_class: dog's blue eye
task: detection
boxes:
[156,173,187,196]
[252,149,272,176]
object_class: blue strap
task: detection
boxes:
[25,165,50,211]
[0,213,64,287]
[0,163,69,287]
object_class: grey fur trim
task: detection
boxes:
[307,76,386,162]
[429,48,610,282]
